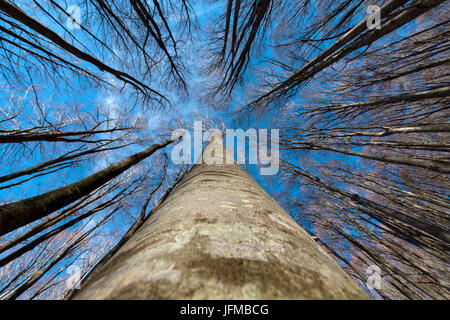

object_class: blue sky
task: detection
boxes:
[0,0,431,299]
[0,0,375,250]
[0,0,395,236]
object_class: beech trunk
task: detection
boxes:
[73,136,367,299]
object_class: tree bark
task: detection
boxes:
[72,135,367,299]
[0,139,173,236]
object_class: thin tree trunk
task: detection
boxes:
[0,139,173,236]
[0,0,165,99]
[248,0,445,108]
[72,135,367,299]
[282,161,450,245]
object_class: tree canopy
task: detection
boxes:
[0,0,448,299]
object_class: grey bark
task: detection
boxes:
[0,139,173,236]
[72,135,367,299]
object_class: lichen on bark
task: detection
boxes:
[73,135,367,300]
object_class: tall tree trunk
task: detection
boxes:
[0,139,173,236]
[72,135,367,299]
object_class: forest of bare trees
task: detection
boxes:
[0,0,448,300]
